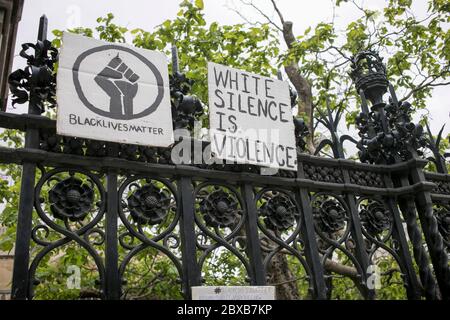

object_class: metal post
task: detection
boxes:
[383,175,425,299]
[11,15,47,300]
[392,174,438,299]
[409,163,450,299]
[388,84,445,298]
[241,183,266,285]
[384,85,443,298]
[315,106,375,299]
[172,45,179,74]
[172,46,201,298]
[358,86,428,299]
[347,197,375,298]
[178,176,201,299]
[104,143,120,299]
[296,162,327,299]
[341,170,375,300]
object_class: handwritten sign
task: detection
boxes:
[208,62,297,171]
[56,32,174,147]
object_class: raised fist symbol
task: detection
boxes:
[94,54,140,118]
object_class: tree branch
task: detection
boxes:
[270,0,285,25]
[323,258,359,279]
[238,0,283,31]
[401,70,450,101]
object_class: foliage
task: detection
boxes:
[0,129,23,253]
[278,0,449,127]
[201,249,248,286]
[52,0,279,126]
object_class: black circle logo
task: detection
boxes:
[72,45,164,120]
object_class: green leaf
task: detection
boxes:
[195,0,204,10]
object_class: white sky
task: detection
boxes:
[8,0,450,152]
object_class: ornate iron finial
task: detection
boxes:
[171,44,180,75]
[8,15,58,113]
[355,99,427,164]
[349,51,427,164]
[293,117,309,153]
[425,123,449,174]
[350,51,388,105]
[314,103,357,159]
[170,45,204,131]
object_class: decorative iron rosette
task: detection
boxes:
[359,199,391,236]
[199,189,239,228]
[127,183,171,225]
[259,193,299,232]
[39,132,61,153]
[48,176,94,221]
[312,196,347,235]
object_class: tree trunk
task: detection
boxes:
[266,252,301,299]
[282,21,315,152]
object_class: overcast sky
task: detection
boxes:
[8,0,449,146]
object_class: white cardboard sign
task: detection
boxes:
[56,32,174,147]
[191,286,275,300]
[208,62,297,171]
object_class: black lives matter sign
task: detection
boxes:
[56,32,173,147]
[208,62,297,171]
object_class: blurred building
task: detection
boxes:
[0,0,24,111]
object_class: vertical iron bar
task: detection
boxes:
[11,161,37,300]
[171,45,179,74]
[276,70,283,80]
[345,194,374,299]
[11,15,47,300]
[319,109,374,299]
[295,188,327,299]
[37,15,47,42]
[358,88,430,299]
[409,163,450,299]
[241,183,266,285]
[385,196,424,299]
[341,168,375,300]
[296,162,327,299]
[172,47,201,298]
[104,143,120,299]
[178,176,201,299]
[383,174,424,299]
[392,173,438,299]
[105,171,120,299]
[391,83,440,298]
[377,80,446,298]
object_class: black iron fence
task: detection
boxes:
[0,16,449,300]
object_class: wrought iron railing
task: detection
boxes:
[0,15,449,300]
